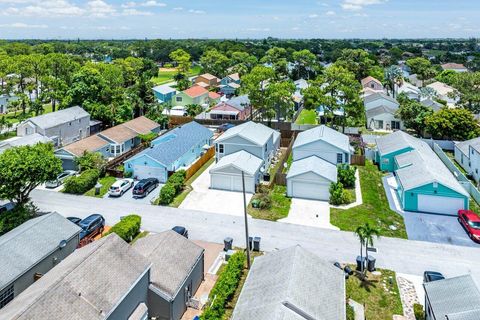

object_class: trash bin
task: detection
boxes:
[223,237,233,251]
[344,265,353,275]
[367,256,376,272]
[253,237,261,251]
[263,173,270,182]
[225,250,235,261]
[356,256,366,271]
[248,237,253,251]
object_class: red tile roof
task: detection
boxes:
[183,86,209,98]
[208,92,221,99]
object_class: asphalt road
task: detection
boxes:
[31,189,480,282]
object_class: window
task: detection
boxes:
[336,153,343,164]
[370,83,375,88]
[176,96,183,102]
[391,121,400,130]
[0,284,14,308]
[219,144,224,154]
[69,122,71,126]
[374,120,384,129]
[265,145,267,152]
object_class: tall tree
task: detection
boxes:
[450,72,480,113]
[384,65,403,98]
[169,49,191,90]
[335,49,375,80]
[200,49,230,78]
[406,57,437,85]
[265,81,295,121]
[292,49,318,80]
[260,47,288,78]
[396,96,434,135]
[241,65,276,119]
[425,107,480,140]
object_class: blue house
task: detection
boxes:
[220,73,240,86]
[124,121,213,182]
[152,85,177,104]
[220,73,241,96]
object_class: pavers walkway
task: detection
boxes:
[396,275,421,320]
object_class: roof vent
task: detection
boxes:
[281,301,316,320]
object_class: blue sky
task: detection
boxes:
[0,0,478,39]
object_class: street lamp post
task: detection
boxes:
[241,170,251,269]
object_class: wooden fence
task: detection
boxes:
[184,147,215,181]
[351,154,366,166]
[105,143,147,178]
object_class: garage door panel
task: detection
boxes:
[211,173,255,193]
[417,194,465,215]
[291,180,330,201]
[134,165,166,182]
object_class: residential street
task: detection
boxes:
[31,189,480,282]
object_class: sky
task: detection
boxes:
[0,0,478,39]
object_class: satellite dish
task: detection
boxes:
[58,240,67,249]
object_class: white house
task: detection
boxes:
[0,94,18,114]
[361,76,384,91]
[363,92,399,111]
[396,82,421,101]
[454,137,480,183]
[441,63,468,73]
[426,81,458,107]
[366,105,403,131]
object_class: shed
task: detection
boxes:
[210,150,263,193]
[286,156,337,201]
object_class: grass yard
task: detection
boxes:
[268,148,287,176]
[247,185,291,221]
[346,268,404,320]
[0,130,16,141]
[169,157,215,208]
[3,103,53,124]
[282,153,293,173]
[84,176,116,198]
[331,161,407,238]
[151,65,202,85]
[295,108,318,125]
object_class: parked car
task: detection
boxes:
[67,217,82,225]
[78,214,105,241]
[423,271,445,283]
[0,202,14,213]
[108,178,134,197]
[172,226,188,238]
[45,170,76,188]
[458,209,480,243]
[132,178,159,198]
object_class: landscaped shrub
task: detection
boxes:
[157,170,187,205]
[251,192,272,209]
[124,171,133,178]
[0,203,37,236]
[414,303,425,320]
[338,164,356,188]
[159,183,176,205]
[201,252,246,320]
[330,182,345,205]
[75,151,107,174]
[169,170,186,193]
[63,169,100,194]
[346,303,355,320]
[104,214,141,242]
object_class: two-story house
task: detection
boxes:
[219,73,241,96]
[208,95,252,120]
[454,137,480,184]
[152,85,177,104]
[16,106,90,147]
[194,73,219,89]
[364,92,402,131]
[172,86,210,108]
[361,76,384,91]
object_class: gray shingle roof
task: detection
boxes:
[231,246,345,320]
[152,85,176,95]
[0,233,151,320]
[363,92,399,106]
[127,121,213,168]
[287,156,337,182]
[210,150,263,176]
[0,133,52,151]
[366,105,398,118]
[227,95,250,111]
[133,231,204,301]
[25,106,89,129]
[215,121,277,146]
[424,274,480,320]
[455,137,480,156]
[0,212,81,290]
[293,125,351,153]
[420,98,443,112]
[376,130,420,156]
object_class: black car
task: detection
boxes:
[78,214,105,240]
[132,178,159,198]
[172,226,188,238]
[67,217,82,225]
[423,271,445,283]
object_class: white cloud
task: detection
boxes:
[3,0,85,17]
[326,10,335,15]
[308,14,318,18]
[341,0,385,11]
[245,27,270,32]
[0,22,48,28]
[121,8,152,15]
[87,0,115,17]
[122,0,165,8]
[172,7,183,10]
[188,9,205,14]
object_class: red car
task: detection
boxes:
[458,210,480,243]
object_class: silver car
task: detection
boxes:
[46,170,76,188]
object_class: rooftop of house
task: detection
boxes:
[363,92,399,106]
[376,130,420,156]
[226,73,240,81]
[208,92,221,99]
[366,105,398,118]
[361,76,382,87]
[427,81,455,96]
[0,212,81,290]
[286,155,337,182]
[441,63,467,70]
[99,124,138,144]
[24,106,89,130]
[231,246,346,320]
[127,121,212,168]
[132,230,204,301]
[215,121,277,147]
[424,274,480,320]
[420,98,444,112]
[152,84,176,95]
[198,73,218,81]
[294,78,309,90]
[121,116,160,135]
[293,125,351,154]
[183,86,209,98]
[210,150,263,175]
[1,234,151,320]
[62,134,110,157]
[0,133,52,151]
[456,136,480,155]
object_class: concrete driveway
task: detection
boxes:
[179,163,253,216]
[105,180,163,205]
[383,174,478,247]
[280,198,339,230]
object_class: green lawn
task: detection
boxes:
[84,176,117,198]
[169,157,215,208]
[248,185,291,221]
[151,65,202,85]
[3,103,53,124]
[295,109,318,125]
[331,161,407,238]
[282,153,293,173]
[0,131,16,141]
[346,268,404,320]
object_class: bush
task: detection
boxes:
[157,170,186,205]
[330,182,345,205]
[414,303,425,320]
[201,252,245,320]
[124,171,133,178]
[104,214,141,242]
[338,164,356,188]
[346,303,355,320]
[251,192,272,209]
[75,151,107,174]
[63,169,100,194]
[0,203,37,236]
[169,170,186,193]
[159,183,176,205]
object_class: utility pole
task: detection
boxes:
[241,170,251,269]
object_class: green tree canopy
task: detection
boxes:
[425,107,480,140]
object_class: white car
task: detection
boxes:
[108,178,134,197]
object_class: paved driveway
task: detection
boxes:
[105,180,163,205]
[383,175,478,247]
[179,163,253,216]
[280,198,339,230]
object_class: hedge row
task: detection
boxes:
[158,170,186,205]
[63,169,100,194]
[104,214,141,242]
[201,252,246,320]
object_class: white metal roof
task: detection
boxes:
[209,150,263,176]
[287,156,337,182]
[215,121,277,146]
[293,125,351,153]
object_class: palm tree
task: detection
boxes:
[356,223,381,278]
[384,65,403,98]
[354,225,367,275]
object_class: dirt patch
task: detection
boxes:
[159,67,178,72]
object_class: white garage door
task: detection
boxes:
[133,165,166,182]
[211,174,255,193]
[417,194,465,215]
[291,180,330,201]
